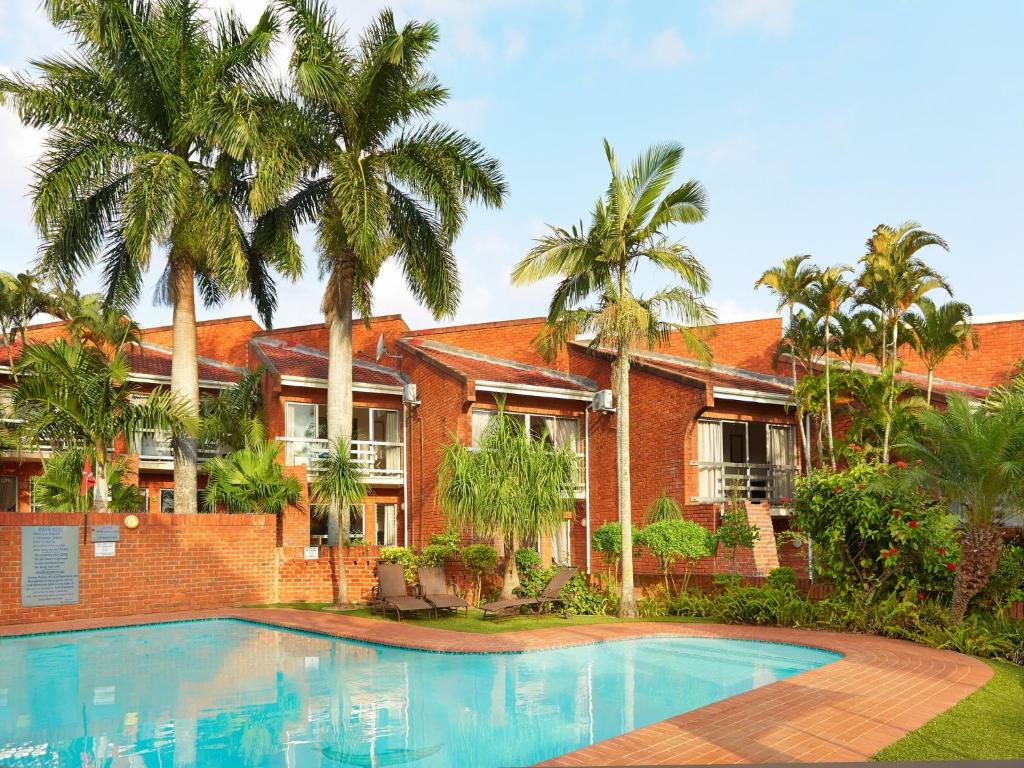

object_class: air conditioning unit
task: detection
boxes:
[591,389,614,412]
[402,383,419,405]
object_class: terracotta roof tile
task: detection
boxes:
[251,339,405,388]
[403,338,596,392]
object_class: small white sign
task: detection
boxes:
[93,686,115,705]
[303,546,319,560]
[94,542,115,557]
[304,656,320,671]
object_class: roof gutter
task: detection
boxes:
[474,380,596,402]
[712,386,791,405]
[279,374,404,395]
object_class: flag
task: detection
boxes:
[80,456,96,497]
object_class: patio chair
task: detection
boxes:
[374,563,436,621]
[479,566,576,620]
[416,566,470,616]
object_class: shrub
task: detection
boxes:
[514,547,542,575]
[418,530,461,567]
[793,462,958,597]
[643,489,682,525]
[378,546,419,583]
[766,566,796,589]
[559,574,614,616]
[637,585,670,618]
[669,589,714,618]
[460,543,498,604]
[591,521,641,583]
[636,519,714,593]
[977,544,1024,607]
[714,503,760,572]
[516,565,556,599]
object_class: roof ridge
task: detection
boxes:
[635,349,795,387]
[137,341,245,373]
[252,337,409,384]
[413,338,598,390]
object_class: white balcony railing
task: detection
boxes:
[133,433,224,463]
[279,437,404,483]
[693,460,797,504]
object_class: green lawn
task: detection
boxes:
[257,602,712,633]
[873,659,1024,761]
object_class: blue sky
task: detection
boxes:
[1,0,1022,330]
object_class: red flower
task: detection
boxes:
[895,460,908,470]
[780,496,791,504]
[849,443,861,452]
[881,550,890,558]
[892,510,902,518]
[908,520,918,529]
[917,592,924,601]
[890,548,898,555]
[938,547,947,555]
[946,562,956,572]
[832,486,842,494]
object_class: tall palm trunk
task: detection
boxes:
[882,321,899,458]
[92,441,108,513]
[823,315,836,470]
[950,524,1004,623]
[615,337,637,618]
[500,533,521,599]
[926,368,934,406]
[170,257,200,515]
[325,255,355,604]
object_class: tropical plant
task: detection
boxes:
[891,394,1024,622]
[0,271,52,379]
[841,368,924,451]
[202,422,300,514]
[459,543,498,605]
[805,265,852,469]
[378,546,418,583]
[418,530,460,567]
[14,340,193,512]
[264,2,506,546]
[714,501,761,573]
[50,290,140,357]
[437,407,579,598]
[755,254,816,466]
[512,140,715,617]
[904,297,977,404]
[833,308,881,369]
[857,222,949,454]
[636,518,714,592]
[590,521,640,585]
[31,449,143,513]
[199,368,265,452]
[796,462,958,597]
[643,489,683,524]
[1,1,299,515]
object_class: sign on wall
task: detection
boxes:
[303,546,320,561]
[21,526,80,607]
[94,542,116,557]
[90,525,120,543]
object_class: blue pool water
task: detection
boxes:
[0,619,838,767]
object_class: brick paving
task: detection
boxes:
[0,609,992,765]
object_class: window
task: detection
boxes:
[285,402,326,440]
[139,491,149,514]
[0,476,16,513]
[471,410,579,451]
[375,503,398,546]
[350,504,365,541]
[29,477,41,513]
[159,489,174,514]
[551,521,572,566]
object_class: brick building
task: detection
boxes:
[1,310,1020,580]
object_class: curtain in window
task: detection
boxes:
[551,521,571,565]
[697,420,723,500]
[471,411,495,448]
[287,403,318,439]
[768,425,796,500]
[550,418,579,450]
[377,504,398,546]
[0,477,16,513]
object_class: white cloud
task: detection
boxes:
[712,0,796,36]
[604,27,692,71]
[709,296,780,324]
[647,29,692,68]
[503,29,527,61]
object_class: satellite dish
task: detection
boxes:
[375,333,386,363]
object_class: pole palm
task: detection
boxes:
[512,140,714,618]
[14,339,194,512]
[858,222,949,455]
[0,0,298,515]
[50,290,141,358]
[755,254,816,468]
[894,394,1024,622]
[805,266,852,470]
[0,271,52,380]
[266,1,507,547]
[904,297,977,405]
[833,308,879,370]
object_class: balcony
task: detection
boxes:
[133,432,225,468]
[692,460,797,505]
[279,437,405,486]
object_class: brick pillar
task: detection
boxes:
[744,500,780,576]
[539,534,553,568]
[278,464,310,547]
[120,453,140,487]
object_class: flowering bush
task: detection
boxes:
[793,462,958,597]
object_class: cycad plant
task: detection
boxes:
[512,140,714,617]
[893,394,1024,622]
[1,1,297,514]
[14,339,194,512]
[904,297,977,404]
[261,2,506,546]
[438,408,579,599]
[202,422,301,515]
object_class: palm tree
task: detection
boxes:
[512,140,714,617]
[202,422,301,514]
[833,308,881,370]
[0,271,52,379]
[437,407,579,599]
[1,1,297,514]
[893,395,1024,622]
[50,290,140,357]
[32,449,143,513]
[842,368,923,452]
[265,2,507,546]
[755,254,816,468]
[805,266,852,469]
[199,368,265,452]
[14,340,193,512]
[904,297,977,404]
[857,222,949,455]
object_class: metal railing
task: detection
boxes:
[278,437,404,481]
[692,460,797,504]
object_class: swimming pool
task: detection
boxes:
[0,619,838,767]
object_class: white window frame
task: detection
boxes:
[159,488,175,514]
[375,503,398,546]
[470,409,580,451]
[29,476,42,513]
[285,402,324,440]
[350,503,366,542]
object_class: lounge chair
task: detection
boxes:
[416,566,470,616]
[373,563,436,621]
[479,566,576,620]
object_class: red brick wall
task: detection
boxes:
[652,317,783,375]
[405,317,565,369]
[142,316,262,367]
[255,316,410,362]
